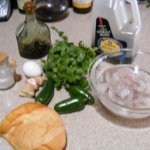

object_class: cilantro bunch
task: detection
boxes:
[42,27,96,89]
[147,0,150,7]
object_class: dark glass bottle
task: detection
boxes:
[16,2,51,59]
[72,0,92,14]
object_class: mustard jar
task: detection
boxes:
[0,52,15,90]
[16,2,51,59]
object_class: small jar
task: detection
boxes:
[0,52,15,90]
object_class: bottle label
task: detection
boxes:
[72,0,92,8]
[95,17,127,53]
[98,37,123,53]
[17,0,31,10]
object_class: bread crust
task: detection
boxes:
[0,102,67,150]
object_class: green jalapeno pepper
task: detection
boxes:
[68,85,95,105]
[54,96,87,114]
[35,79,54,105]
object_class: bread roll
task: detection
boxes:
[0,102,67,150]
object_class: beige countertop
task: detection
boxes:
[1,4,150,150]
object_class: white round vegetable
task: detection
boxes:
[23,61,42,77]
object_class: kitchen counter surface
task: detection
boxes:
[1,4,150,150]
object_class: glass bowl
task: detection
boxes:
[87,49,150,119]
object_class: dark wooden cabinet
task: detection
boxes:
[67,0,72,7]
[11,0,17,8]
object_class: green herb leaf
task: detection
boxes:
[42,27,96,89]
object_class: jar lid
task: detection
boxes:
[0,52,7,63]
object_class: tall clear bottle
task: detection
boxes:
[16,2,51,59]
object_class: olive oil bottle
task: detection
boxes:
[16,2,51,59]
[72,0,92,14]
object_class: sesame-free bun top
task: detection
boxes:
[0,102,67,150]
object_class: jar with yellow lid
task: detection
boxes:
[0,52,15,90]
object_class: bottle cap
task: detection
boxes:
[24,2,36,13]
[24,2,36,9]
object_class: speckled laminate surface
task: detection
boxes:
[0,5,150,150]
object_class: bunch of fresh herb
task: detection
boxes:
[41,26,96,89]
[147,0,150,7]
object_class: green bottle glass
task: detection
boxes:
[16,2,51,59]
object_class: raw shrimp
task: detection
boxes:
[97,66,150,108]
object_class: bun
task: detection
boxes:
[0,102,67,150]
